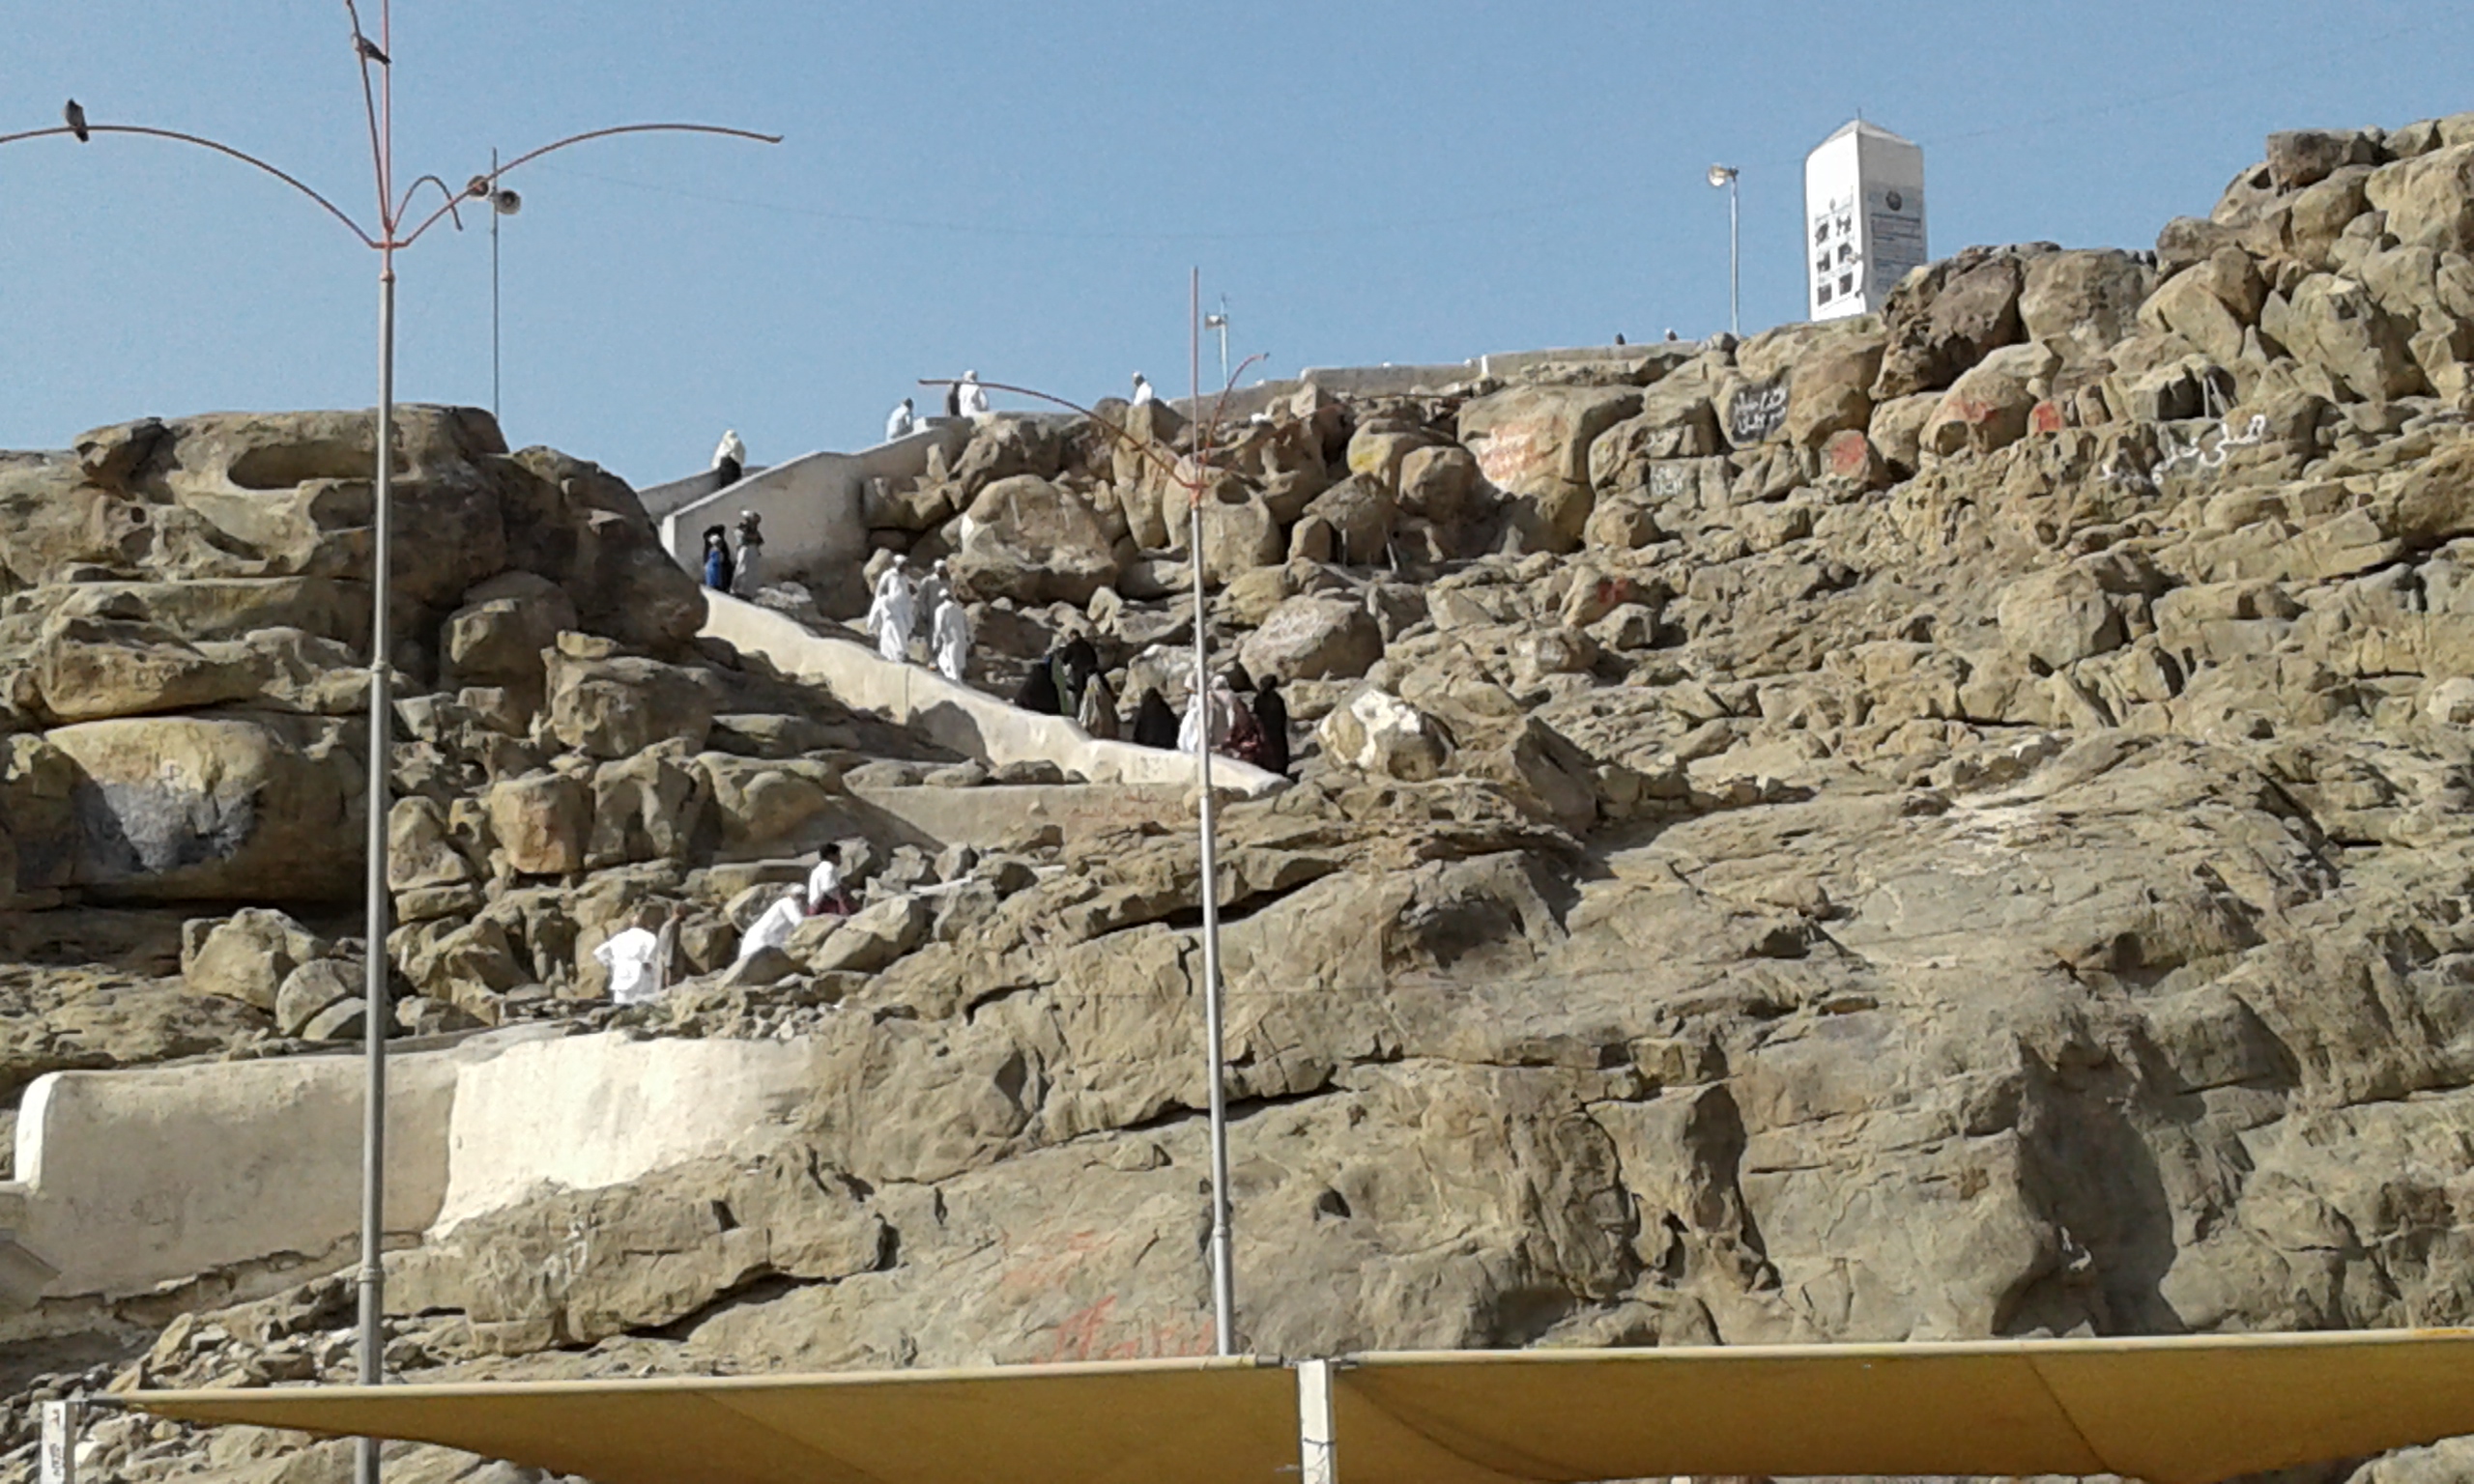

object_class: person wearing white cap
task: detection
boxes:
[1132,372,1157,406]
[958,370,990,416]
[932,594,971,683]
[912,558,952,635]
[866,556,917,665]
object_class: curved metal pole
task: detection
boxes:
[0,124,376,246]
[397,123,784,245]
[393,173,466,233]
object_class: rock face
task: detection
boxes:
[23,105,2474,1484]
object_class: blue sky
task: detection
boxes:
[2,2,2468,488]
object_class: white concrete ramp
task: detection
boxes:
[702,592,1284,796]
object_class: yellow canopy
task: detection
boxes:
[1334,1330,2474,1484]
[131,1328,2474,1484]
[134,1356,1298,1484]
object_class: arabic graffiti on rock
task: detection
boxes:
[1729,376,1790,446]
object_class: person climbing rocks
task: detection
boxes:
[711,428,746,486]
[701,525,734,592]
[885,397,916,442]
[932,594,971,683]
[807,847,855,918]
[735,885,807,964]
[866,557,916,665]
[732,509,765,596]
[591,913,666,1007]
[958,370,990,416]
[1131,687,1178,749]
[652,901,686,997]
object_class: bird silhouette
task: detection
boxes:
[62,100,89,143]
[353,34,389,66]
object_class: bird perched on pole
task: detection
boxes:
[62,100,89,143]
[353,33,389,66]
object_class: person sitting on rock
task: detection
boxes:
[1078,667,1120,740]
[732,509,765,596]
[885,397,916,442]
[932,595,971,683]
[1251,678,1290,776]
[735,885,807,964]
[1014,658,1061,715]
[701,525,734,591]
[1178,674,1243,756]
[1131,686,1178,749]
[1132,372,1157,406]
[1054,637,1101,719]
[865,557,915,665]
[712,428,746,486]
[958,370,990,416]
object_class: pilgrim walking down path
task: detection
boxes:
[866,559,917,665]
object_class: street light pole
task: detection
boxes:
[1708,163,1740,337]
[3,12,778,1484]
[1190,267,1236,1358]
[489,146,499,423]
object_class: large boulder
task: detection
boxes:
[2365,143,2474,255]
[1315,687,1453,781]
[2021,249,2157,364]
[1239,595,1384,684]
[40,714,363,900]
[2263,274,2427,401]
[1591,379,1725,491]
[442,571,579,704]
[951,475,1121,606]
[181,907,330,1012]
[1458,385,1644,554]
[1194,492,1284,585]
[1922,343,2057,458]
[542,640,721,759]
[2266,129,2376,190]
[484,769,591,876]
[1872,246,2033,399]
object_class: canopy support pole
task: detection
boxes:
[1298,1359,1336,1484]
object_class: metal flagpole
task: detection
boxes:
[1192,266,1236,1356]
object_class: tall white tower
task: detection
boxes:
[1804,119,1927,321]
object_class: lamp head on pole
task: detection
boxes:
[492,187,522,216]
[1707,163,1739,190]
[1203,313,1228,330]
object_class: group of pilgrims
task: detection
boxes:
[862,554,1290,776]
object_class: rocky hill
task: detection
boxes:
[11,112,2474,1484]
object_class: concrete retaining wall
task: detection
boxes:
[657,421,970,587]
[702,593,1283,797]
[431,1035,820,1235]
[852,782,1205,851]
[0,1028,821,1311]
